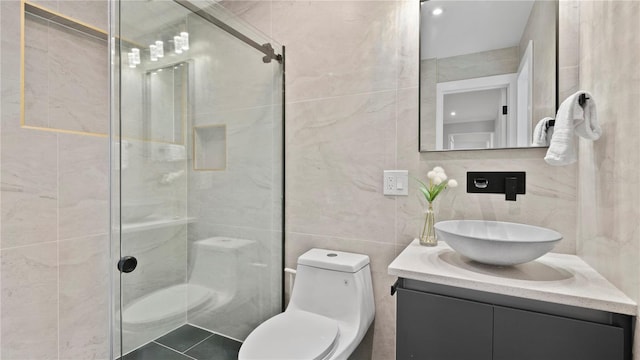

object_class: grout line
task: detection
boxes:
[56,131,60,360]
[152,341,197,360]
[186,323,244,343]
[58,231,109,244]
[0,239,58,251]
[286,230,397,248]
[181,333,214,354]
[285,88,399,106]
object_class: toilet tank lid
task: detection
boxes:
[297,249,370,273]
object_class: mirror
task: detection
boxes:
[419,0,558,152]
[145,62,188,144]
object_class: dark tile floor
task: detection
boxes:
[120,324,242,360]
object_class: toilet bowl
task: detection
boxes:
[239,248,375,360]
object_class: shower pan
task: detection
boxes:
[110,0,284,358]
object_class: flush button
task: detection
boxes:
[327,253,338,257]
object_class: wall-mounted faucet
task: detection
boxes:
[467,172,526,201]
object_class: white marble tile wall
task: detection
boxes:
[0,1,110,359]
[575,1,640,353]
[222,1,580,359]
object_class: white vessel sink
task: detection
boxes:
[434,220,562,266]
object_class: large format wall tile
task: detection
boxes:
[396,0,419,89]
[57,0,108,32]
[1,243,58,359]
[59,234,109,360]
[23,13,50,128]
[285,91,397,244]
[577,0,640,303]
[396,87,423,247]
[1,130,58,249]
[48,22,108,134]
[59,134,109,240]
[273,0,398,102]
[217,0,272,38]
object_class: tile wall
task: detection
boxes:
[575,1,640,356]
[0,1,110,359]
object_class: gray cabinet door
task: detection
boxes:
[397,288,493,360]
[494,306,625,360]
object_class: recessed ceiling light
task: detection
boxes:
[450,111,456,116]
[432,7,443,16]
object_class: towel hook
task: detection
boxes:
[578,93,589,108]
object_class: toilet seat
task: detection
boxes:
[239,310,339,360]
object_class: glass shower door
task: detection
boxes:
[112,0,284,357]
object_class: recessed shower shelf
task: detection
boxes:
[121,217,197,234]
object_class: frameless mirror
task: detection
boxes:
[419,0,558,152]
[145,62,188,144]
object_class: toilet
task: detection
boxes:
[239,248,375,360]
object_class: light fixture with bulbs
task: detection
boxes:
[174,35,183,54]
[155,41,164,58]
[180,32,189,50]
[149,44,158,61]
[128,48,141,68]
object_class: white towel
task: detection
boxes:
[544,91,600,166]
[532,117,554,146]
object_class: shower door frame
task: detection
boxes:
[108,0,286,358]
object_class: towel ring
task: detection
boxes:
[545,119,556,130]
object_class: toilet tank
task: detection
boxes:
[288,249,375,328]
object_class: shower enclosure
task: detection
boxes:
[110,0,284,358]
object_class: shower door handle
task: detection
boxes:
[117,256,138,273]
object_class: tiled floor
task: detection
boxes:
[120,324,242,360]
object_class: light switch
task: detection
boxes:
[383,170,409,196]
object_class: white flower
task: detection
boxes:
[448,179,458,188]
[439,172,448,181]
[433,166,444,173]
[433,176,443,185]
[427,171,437,180]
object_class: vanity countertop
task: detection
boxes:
[388,239,637,315]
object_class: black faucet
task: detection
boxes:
[467,172,526,201]
[505,177,518,201]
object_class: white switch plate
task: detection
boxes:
[383,170,409,196]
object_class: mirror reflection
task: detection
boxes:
[145,62,188,144]
[419,0,558,152]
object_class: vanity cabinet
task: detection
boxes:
[395,279,632,360]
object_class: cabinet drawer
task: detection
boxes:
[494,306,625,360]
[397,288,493,360]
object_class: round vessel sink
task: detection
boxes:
[434,220,562,266]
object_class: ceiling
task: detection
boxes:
[421,0,535,59]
